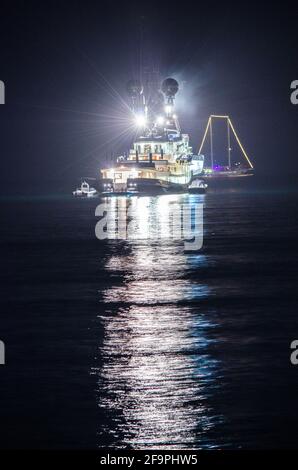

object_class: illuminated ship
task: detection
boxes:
[100,78,206,195]
[199,115,254,180]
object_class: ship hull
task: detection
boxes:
[100,177,188,196]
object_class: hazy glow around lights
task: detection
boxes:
[157,116,164,125]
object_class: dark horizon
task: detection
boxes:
[0,1,297,192]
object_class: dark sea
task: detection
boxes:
[1,185,298,449]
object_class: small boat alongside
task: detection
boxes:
[188,178,208,194]
[73,180,98,198]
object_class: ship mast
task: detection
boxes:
[199,115,254,169]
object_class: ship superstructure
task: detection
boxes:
[100,78,205,194]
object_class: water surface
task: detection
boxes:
[1,189,298,448]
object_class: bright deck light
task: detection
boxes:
[157,116,165,125]
[135,114,147,127]
[165,105,172,114]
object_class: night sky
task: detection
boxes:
[0,0,297,192]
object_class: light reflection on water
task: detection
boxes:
[94,195,221,449]
[102,193,202,242]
